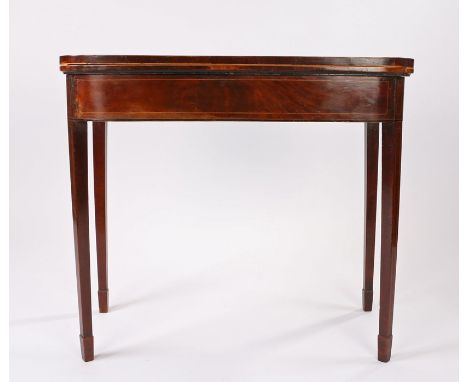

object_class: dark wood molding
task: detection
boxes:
[60,55,414,76]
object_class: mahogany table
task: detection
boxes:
[60,55,414,362]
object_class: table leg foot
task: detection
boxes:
[80,335,94,362]
[98,289,109,313]
[377,334,393,362]
[362,289,373,312]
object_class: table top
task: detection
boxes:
[60,55,414,76]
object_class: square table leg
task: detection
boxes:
[67,119,94,362]
[378,120,402,362]
[363,122,379,312]
[93,121,109,313]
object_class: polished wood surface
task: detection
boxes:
[60,55,414,75]
[61,55,413,363]
[362,123,379,312]
[379,121,403,362]
[93,122,109,314]
[70,75,395,121]
[67,118,93,362]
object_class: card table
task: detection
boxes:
[60,55,414,362]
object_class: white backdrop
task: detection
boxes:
[10,1,458,381]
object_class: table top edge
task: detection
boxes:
[59,55,414,76]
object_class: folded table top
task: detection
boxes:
[60,56,414,76]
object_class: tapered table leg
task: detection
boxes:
[93,122,109,313]
[378,121,402,362]
[68,120,94,362]
[362,122,379,311]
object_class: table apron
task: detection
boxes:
[69,75,403,122]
